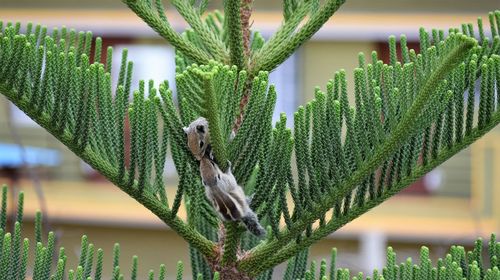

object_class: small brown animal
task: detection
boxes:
[199,147,265,236]
[183,117,210,160]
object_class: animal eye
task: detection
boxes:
[196,125,205,133]
[199,141,204,149]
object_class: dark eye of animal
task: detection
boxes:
[196,125,205,133]
[199,141,204,149]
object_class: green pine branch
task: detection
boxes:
[245,110,500,276]
[240,32,482,275]
[252,0,346,74]
[171,0,229,62]
[225,0,245,68]
[0,23,216,260]
[122,0,213,64]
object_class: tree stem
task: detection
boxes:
[221,222,241,266]
[226,0,245,69]
[240,0,253,58]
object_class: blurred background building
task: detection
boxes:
[0,0,499,278]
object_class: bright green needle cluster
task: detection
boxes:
[124,0,347,75]
[239,21,500,277]
[0,21,218,261]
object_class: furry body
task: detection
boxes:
[184,118,266,236]
[199,155,265,236]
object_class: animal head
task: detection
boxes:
[183,117,210,160]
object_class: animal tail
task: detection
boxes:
[241,211,266,237]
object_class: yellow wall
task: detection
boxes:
[300,41,377,105]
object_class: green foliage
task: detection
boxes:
[122,0,347,75]
[0,185,497,279]
[239,28,498,276]
[1,2,500,279]
[123,0,213,65]
[0,20,218,261]
[253,0,346,73]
